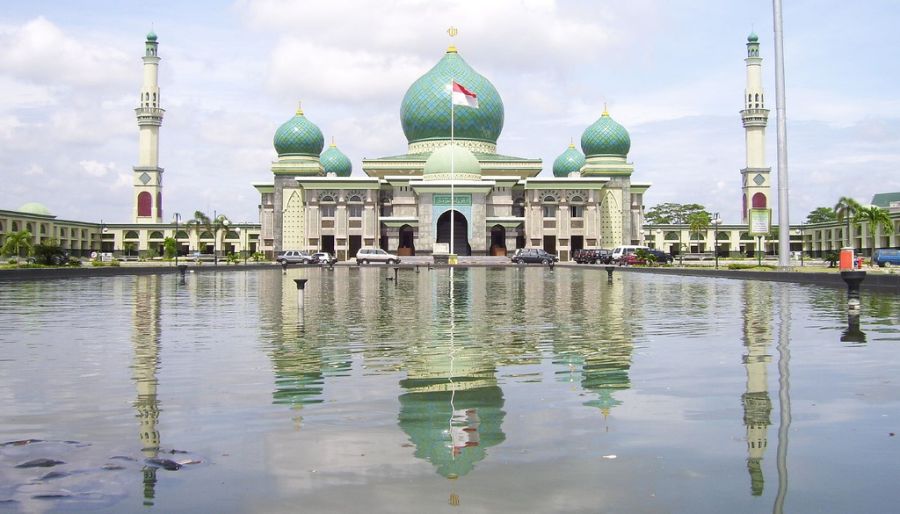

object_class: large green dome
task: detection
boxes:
[423,145,482,181]
[273,106,324,157]
[552,143,585,177]
[320,143,352,177]
[581,111,631,158]
[17,202,52,216]
[400,47,504,145]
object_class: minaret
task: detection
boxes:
[740,32,771,224]
[133,30,165,224]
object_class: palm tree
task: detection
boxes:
[687,211,711,252]
[0,230,34,262]
[834,196,862,247]
[853,205,894,256]
[186,211,212,254]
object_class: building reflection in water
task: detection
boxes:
[741,281,773,496]
[131,275,162,506]
[398,269,506,479]
[551,270,633,421]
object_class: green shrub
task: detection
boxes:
[110,259,121,267]
[7,258,16,265]
[91,260,105,267]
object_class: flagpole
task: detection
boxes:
[450,83,455,258]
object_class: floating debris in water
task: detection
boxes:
[16,458,65,468]
[601,454,617,460]
[144,458,181,471]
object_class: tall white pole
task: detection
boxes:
[450,89,455,257]
[773,0,790,268]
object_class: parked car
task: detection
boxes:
[276,250,313,264]
[311,252,337,265]
[356,247,400,265]
[621,253,646,266]
[648,249,673,264]
[611,245,649,263]
[510,248,558,265]
[873,249,900,268]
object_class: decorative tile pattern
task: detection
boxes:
[581,114,631,157]
[140,172,151,184]
[753,173,765,186]
[320,146,352,177]
[552,145,586,177]
[400,52,504,144]
[274,114,324,157]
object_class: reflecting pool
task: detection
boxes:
[1,267,898,513]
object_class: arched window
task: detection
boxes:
[320,195,336,218]
[347,195,363,218]
[11,221,18,232]
[124,230,139,239]
[137,192,152,217]
[156,192,162,219]
[149,231,164,240]
[348,195,362,203]
[569,196,584,218]
[752,193,767,208]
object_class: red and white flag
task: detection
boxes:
[451,81,478,108]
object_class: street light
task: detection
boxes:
[712,212,722,270]
[173,212,181,267]
[214,216,229,267]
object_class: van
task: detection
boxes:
[872,249,900,268]
[610,245,649,263]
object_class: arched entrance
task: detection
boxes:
[489,225,506,256]
[399,224,416,256]
[436,210,470,256]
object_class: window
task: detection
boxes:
[348,205,363,218]
[570,205,583,218]
[321,205,335,217]
[543,205,556,218]
[137,191,152,217]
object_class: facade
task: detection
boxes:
[256,44,649,261]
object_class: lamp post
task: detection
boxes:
[799,224,804,267]
[712,212,722,270]
[173,212,181,268]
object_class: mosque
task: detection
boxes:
[1,31,897,261]
[254,40,649,261]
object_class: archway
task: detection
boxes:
[436,210,470,256]
[489,225,506,256]
[399,224,416,256]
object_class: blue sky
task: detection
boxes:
[2,0,898,225]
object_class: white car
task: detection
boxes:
[355,247,400,265]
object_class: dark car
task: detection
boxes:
[510,248,558,265]
[648,249,673,264]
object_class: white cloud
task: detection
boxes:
[79,160,117,177]
[0,16,132,88]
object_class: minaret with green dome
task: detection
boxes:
[741,31,771,224]
[133,30,165,224]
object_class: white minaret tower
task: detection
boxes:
[133,30,165,224]
[740,32,771,224]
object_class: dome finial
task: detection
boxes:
[602,102,609,116]
[447,26,458,53]
[296,101,304,116]
[330,136,336,147]
[569,137,575,149]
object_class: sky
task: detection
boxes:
[1,0,899,226]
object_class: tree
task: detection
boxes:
[0,230,34,262]
[687,211,711,242]
[645,203,709,225]
[834,196,862,247]
[805,207,836,224]
[163,237,177,259]
[123,242,135,257]
[33,239,67,265]
[853,206,894,254]
[186,210,212,253]
[187,210,230,265]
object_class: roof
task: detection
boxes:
[871,192,900,208]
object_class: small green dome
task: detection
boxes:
[581,111,631,158]
[17,202,52,216]
[273,105,324,157]
[400,47,504,145]
[320,143,352,177]
[423,145,482,181]
[147,30,157,41]
[552,143,585,177]
[747,31,759,43]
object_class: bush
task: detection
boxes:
[7,258,16,265]
[727,263,776,270]
[68,259,82,267]
[91,260,106,267]
[110,259,121,267]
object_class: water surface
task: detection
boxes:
[1,267,898,513]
